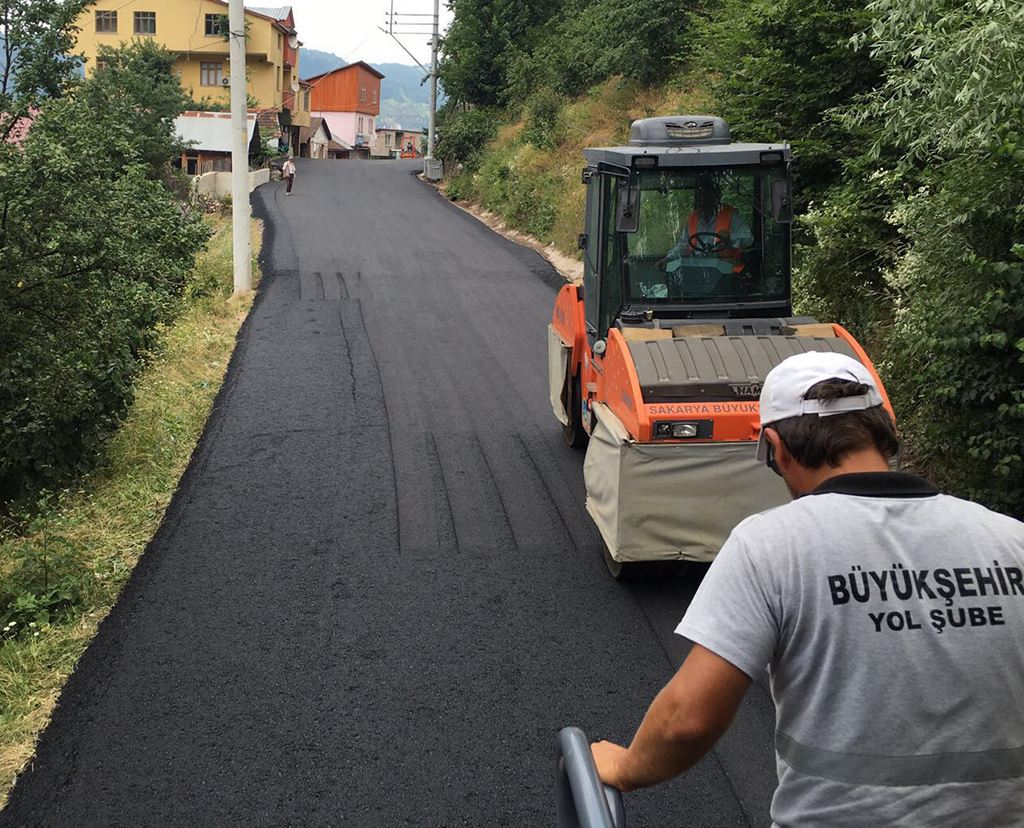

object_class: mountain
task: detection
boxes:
[299,48,347,79]
[300,49,443,131]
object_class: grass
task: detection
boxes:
[444,74,713,257]
[0,212,262,811]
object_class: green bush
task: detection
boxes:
[443,171,475,201]
[436,106,501,170]
[0,40,209,504]
[523,88,563,149]
[882,146,1024,516]
[800,0,1024,515]
[793,163,906,345]
[0,493,87,637]
[473,145,559,238]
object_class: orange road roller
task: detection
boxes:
[548,116,894,578]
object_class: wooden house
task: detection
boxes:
[305,62,384,158]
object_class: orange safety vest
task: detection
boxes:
[687,205,744,273]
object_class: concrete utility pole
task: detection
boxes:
[229,0,252,294]
[426,0,439,162]
[381,3,441,177]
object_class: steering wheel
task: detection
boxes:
[688,231,728,254]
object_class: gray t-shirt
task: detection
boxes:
[676,472,1024,828]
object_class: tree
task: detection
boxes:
[0,40,209,503]
[697,0,883,210]
[439,0,564,107]
[846,0,1024,514]
[85,40,191,173]
[0,0,87,119]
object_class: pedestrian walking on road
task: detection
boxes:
[590,351,1024,828]
[282,156,296,195]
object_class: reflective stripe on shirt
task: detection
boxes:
[777,730,1024,787]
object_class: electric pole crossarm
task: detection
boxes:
[377,27,428,74]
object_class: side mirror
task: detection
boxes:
[615,187,640,233]
[771,179,793,224]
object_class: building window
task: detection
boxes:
[385,133,392,146]
[133,11,156,34]
[303,90,310,110]
[94,59,110,73]
[372,90,377,104]
[95,10,117,33]
[358,117,364,133]
[204,14,224,37]
[200,61,223,86]
[277,33,283,50]
[360,87,366,102]
[276,68,281,91]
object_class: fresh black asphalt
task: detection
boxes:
[2,160,777,827]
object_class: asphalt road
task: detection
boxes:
[2,160,777,827]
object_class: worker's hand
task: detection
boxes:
[591,740,632,791]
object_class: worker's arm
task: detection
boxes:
[659,216,697,268]
[664,230,693,261]
[591,645,751,791]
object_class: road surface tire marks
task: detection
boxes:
[2,160,773,828]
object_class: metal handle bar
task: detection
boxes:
[556,727,626,828]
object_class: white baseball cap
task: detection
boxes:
[756,351,884,462]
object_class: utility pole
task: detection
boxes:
[426,0,439,163]
[382,3,441,179]
[229,0,252,294]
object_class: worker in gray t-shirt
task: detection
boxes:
[591,351,1024,827]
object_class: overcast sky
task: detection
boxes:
[285,0,454,68]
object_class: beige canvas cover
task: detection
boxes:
[585,403,790,563]
[548,324,571,426]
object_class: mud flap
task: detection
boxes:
[584,403,790,563]
[548,324,572,426]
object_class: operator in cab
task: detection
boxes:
[656,175,753,274]
[590,352,1024,828]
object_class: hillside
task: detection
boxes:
[436,0,1024,516]
[300,49,443,130]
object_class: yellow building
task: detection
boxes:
[76,1,310,134]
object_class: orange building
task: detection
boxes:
[305,62,384,156]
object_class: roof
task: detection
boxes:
[328,138,352,151]
[298,116,331,145]
[2,108,38,146]
[583,143,790,169]
[175,111,258,153]
[246,5,291,19]
[303,61,385,82]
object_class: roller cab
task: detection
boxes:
[548,116,894,576]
